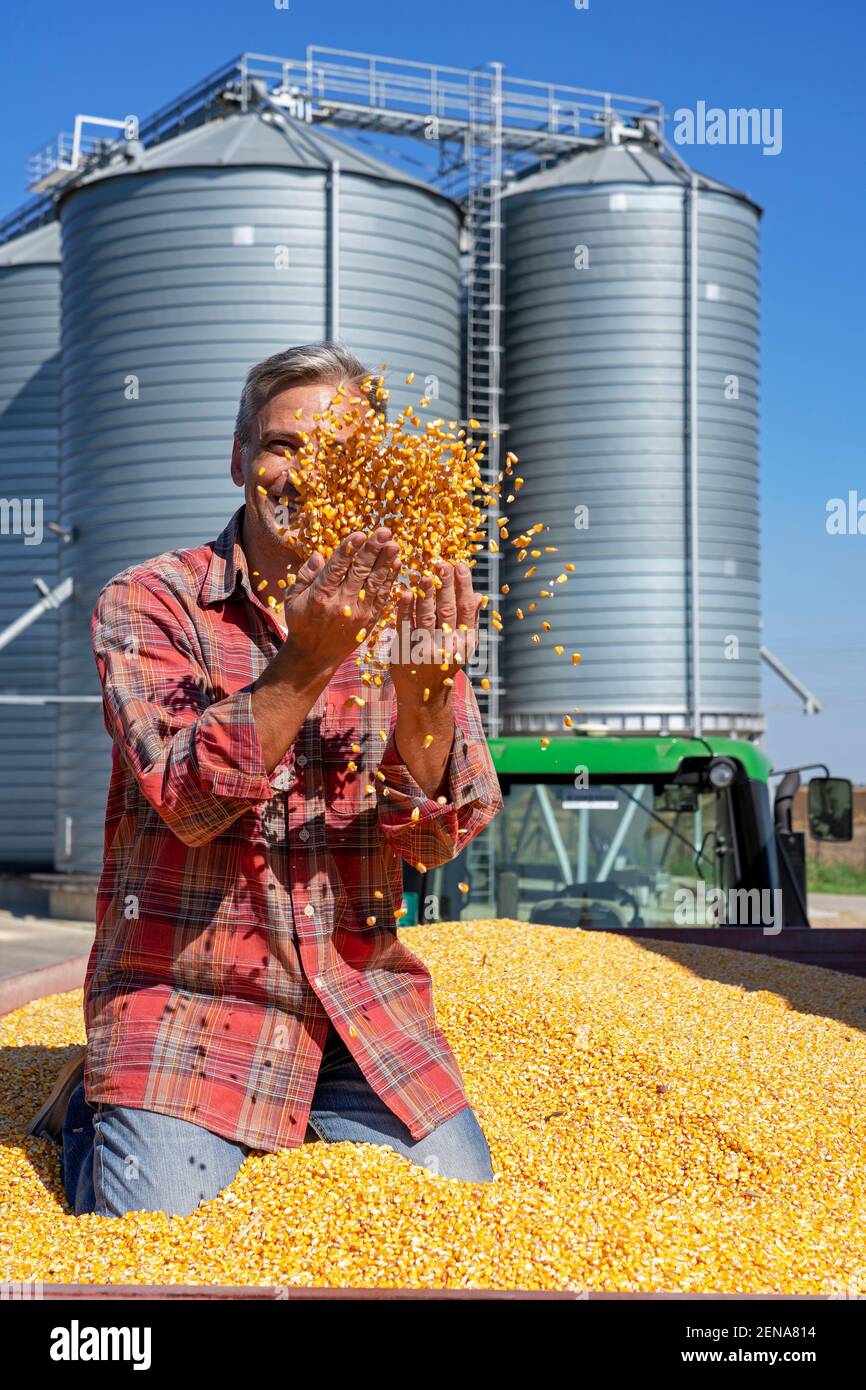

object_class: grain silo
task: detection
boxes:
[501,134,762,737]
[55,107,462,874]
[0,222,62,866]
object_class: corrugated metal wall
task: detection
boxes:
[501,153,761,735]
[0,224,61,866]
[57,121,461,872]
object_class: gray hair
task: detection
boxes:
[234,342,381,449]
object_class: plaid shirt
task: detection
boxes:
[84,506,502,1152]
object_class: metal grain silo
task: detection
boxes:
[0,222,61,866]
[501,136,762,736]
[56,109,461,873]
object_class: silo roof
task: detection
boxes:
[60,110,444,197]
[504,140,761,213]
[0,220,61,266]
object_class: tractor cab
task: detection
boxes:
[411,736,852,931]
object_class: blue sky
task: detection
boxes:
[4,0,864,778]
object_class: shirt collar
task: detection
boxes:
[199,506,255,608]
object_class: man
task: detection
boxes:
[29,343,503,1217]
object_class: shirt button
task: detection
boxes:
[297,754,308,767]
[304,903,315,917]
[298,828,310,842]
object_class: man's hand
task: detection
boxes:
[280,526,402,680]
[386,560,483,801]
[389,560,483,704]
[251,527,401,771]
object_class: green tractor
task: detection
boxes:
[406,735,855,959]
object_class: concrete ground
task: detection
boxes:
[0,908,94,980]
[1,896,866,983]
[806,892,866,930]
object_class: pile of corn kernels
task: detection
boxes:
[2,922,865,1294]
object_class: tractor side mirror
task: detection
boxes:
[808,777,854,842]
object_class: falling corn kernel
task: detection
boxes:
[355,629,367,644]
[572,653,581,665]
[257,579,268,592]
[422,734,434,749]
[342,605,352,618]
[554,645,564,655]
[415,862,427,872]
[358,589,366,601]
[480,677,491,690]
[563,715,574,728]
[410,807,421,821]
[256,485,268,496]
[233,374,576,690]
[540,737,550,749]
[406,371,415,384]
[458,882,470,893]
[423,688,430,702]
[347,761,357,773]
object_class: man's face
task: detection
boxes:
[231,378,364,559]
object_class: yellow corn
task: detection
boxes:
[5,926,862,1293]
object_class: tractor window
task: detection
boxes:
[422,780,738,929]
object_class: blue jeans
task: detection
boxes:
[61,1022,494,1217]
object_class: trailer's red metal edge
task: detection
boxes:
[0,954,88,1016]
[604,926,866,978]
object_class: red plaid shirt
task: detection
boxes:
[84,506,502,1151]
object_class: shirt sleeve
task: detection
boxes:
[375,668,503,869]
[92,574,294,848]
